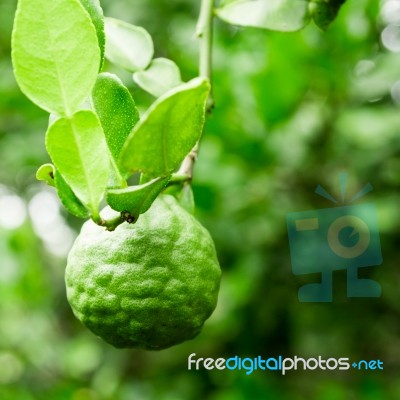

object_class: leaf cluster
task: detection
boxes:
[11,0,345,228]
[12,0,210,227]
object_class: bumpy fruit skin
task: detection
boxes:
[65,195,221,350]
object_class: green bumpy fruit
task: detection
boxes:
[65,194,221,350]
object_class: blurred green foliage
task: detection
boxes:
[1,0,400,399]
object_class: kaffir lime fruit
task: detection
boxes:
[65,194,221,350]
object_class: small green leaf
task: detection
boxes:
[215,0,310,32]
[106,176,170,220]
[104,17,154,72]
[108,158,127,190]
[162,181,194,213]
[177,184,195,214]
[45,110,109,218]
[92,73,139,170]
[48,96,94,126]
[36,164,55,187]
[78,0,105,69]
[310,0,346,31]
[55,171,90,219]
[133,58,183,97]
[120,77,210,178]
[12,0,101,116]
[36,164,90,218]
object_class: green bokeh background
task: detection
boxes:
[1,0,400,398]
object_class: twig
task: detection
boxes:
[179,0,215,179]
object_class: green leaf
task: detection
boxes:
[107,159,127,190]
[104,17,154,72]
[106,176,170,220]
[310,0,346,31]
[55,171,90,218]
[36,164,55,187]
[78,0,105,69]
[215,0,310,32]
[177,184,195,214]
[120,77,210,178]
[12,0,101,116]
[45,110,109,219]
[92,73,139,169]
[133,58,183,97]
[36,163,90,218]
[162,181,194,213]
[48,96,94,126]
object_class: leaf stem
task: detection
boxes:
[169,172,191,184]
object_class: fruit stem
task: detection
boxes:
[178,0,215,180]
[97,213,130,231]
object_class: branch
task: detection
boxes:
[178,0,215,179]
[197,0,215,110]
